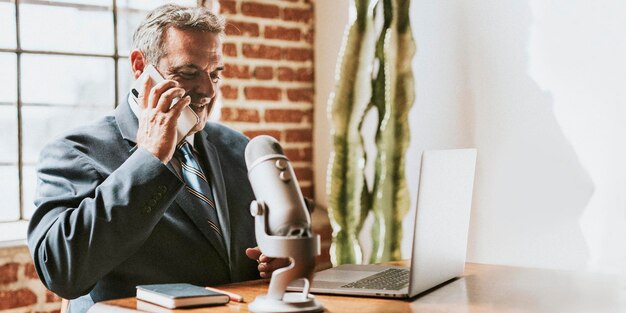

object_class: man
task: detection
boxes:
[27,5,286,312]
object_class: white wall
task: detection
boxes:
[314,0,626,275]
[463,0,593,271]
[313,0,349,211]
[526,0,626,274]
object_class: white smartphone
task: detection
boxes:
[130,64,199,143]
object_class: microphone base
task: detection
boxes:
[248,293,323,313]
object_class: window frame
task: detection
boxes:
[0,0,200,242]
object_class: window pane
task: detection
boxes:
[117,57,132,104]
[0,53,17,103]
[118,0,195,11]
[116,0,196,56]
[20,3,114,54]
[0,165,20,222]
[22,105,111,164]
[43,0,111,6]
[21,54,115,107]
[0,2,16,49]
[0,105,18,163]
[22,165,37,220]
[116,7,147,56]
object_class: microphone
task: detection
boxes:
[245,135,311,237]
[245,136,324,312]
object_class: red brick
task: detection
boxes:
[283,47,313,61]
[303,30,314,44]
[225,21,259,37]
[24,262,38,279]
[242,2,279,18]
[296,68,314,82]
[46,290,62,303]
[315,261,332,272]
[243,44,282,60]
[304,147,313,161]
[220,85,238,99]
[315,245,331,269]
[277,67,294,81]
[294,167,313,181]
[264,26,301,41]
[316,251,331,265]
[244,129,282,140]
[312,222,333,242]
[265,109,312,123]
[223,43,237,57]
[244,87,281,101]
[0,263,18,284]
[287,88,314,103]
[220,107,261,123]
[220,0,237,14]
[284,147,312,162]
[283,8,313,23]
[285,129,312,142]
[300,185,314,198]
[253,66,273,80]
[223,63,250,79]
[0,288,37,310]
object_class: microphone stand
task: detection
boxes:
[248,200,324,313]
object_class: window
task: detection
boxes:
[0,0,197,241]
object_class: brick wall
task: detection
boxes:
[0,245,61,313]
[216,0,330,270]
[217,0,316,200]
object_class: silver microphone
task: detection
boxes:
[245,135,311,237]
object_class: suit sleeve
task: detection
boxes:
[27,139,183,299]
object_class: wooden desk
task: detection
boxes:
[89,262,626,313]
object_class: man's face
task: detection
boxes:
[156,27,223,133]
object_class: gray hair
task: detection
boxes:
[132,4,225,64]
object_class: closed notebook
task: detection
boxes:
[136,283,229,309]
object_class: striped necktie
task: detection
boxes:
[177,142,225,247]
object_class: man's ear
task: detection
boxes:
[129,50,146,79]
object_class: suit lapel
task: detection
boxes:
[115,98,230,265]
[194,131,232,262]
[114,96,139,152]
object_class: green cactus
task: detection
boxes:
[327,0,377,265]
[368,0,415,263]
[327,0,415,265]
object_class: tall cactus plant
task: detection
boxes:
[368,0,416,263]
[327,0,377,265]
[328,0,415,265]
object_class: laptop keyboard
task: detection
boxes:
[341,268,410,290]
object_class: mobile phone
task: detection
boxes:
[130,64,199,143]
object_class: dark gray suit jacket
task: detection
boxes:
[27,100,259,311]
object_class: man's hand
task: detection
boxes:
[136,77,191,164]
[245,247,291,278]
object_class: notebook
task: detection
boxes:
[136,283,229,308]
[288,149,477,298]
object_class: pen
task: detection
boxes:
[205,286,244,302]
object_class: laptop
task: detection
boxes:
[288,149,477,298]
